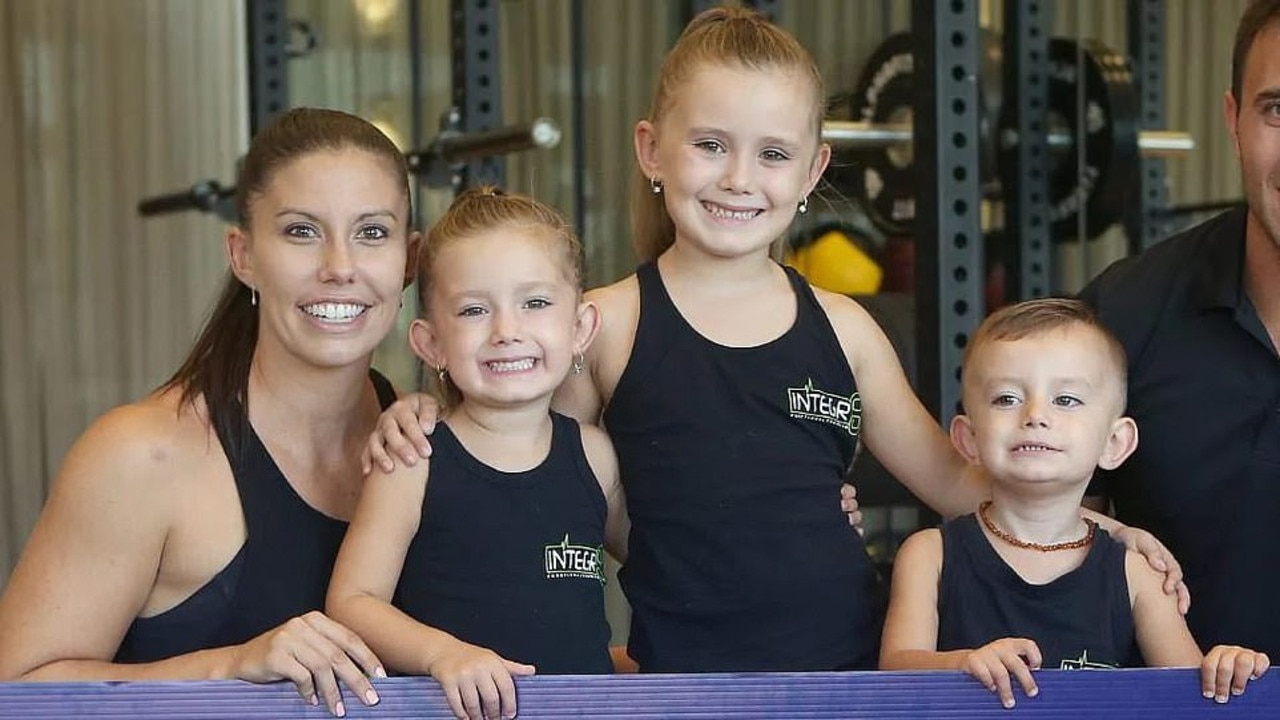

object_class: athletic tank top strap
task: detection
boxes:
[115,369,396,662]
[370,369,396,409]
[782,263,853,373]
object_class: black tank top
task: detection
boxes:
[937,514,1142,669]
[114,371,396,663]
[603,261,881,672]
[392,413,612,674]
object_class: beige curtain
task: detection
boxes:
[0,0,245,584]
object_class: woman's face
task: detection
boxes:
[230,147,412,373]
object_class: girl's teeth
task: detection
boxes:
[489,358,535,373]
[706,203,759,221]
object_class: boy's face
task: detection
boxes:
[953,323,1136,492]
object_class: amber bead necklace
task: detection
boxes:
[977,501,1097,552]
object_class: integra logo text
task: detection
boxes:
[787,379,861,437]
[544,534,605,584]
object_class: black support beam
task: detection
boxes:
[911,0,985,423]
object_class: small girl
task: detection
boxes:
[326,188,626,720]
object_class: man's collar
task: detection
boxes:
[1190,205,1249,311]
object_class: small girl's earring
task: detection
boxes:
[250,286,258,306]
[572,353,585,375]
[798,196,809,215]
[650,176,663,194]
[436,365,447,384]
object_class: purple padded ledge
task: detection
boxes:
[0,669,1276,719]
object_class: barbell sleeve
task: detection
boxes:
[822,121,1194,156]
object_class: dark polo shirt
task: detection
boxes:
[1081,206,1280,656]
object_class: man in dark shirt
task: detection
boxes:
[1081,0,1280,658]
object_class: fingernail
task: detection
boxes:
[1216,694,1227,704]
[1004,699,1015,709]
[1028,687,1039,697]
[375,666,388,678]
[335,700,346,717]
[1233,688,1244,696]
[365,688,380,705]
[310,694,319,706]
[1203,690,1214,699]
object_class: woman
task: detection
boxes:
[0,108,417,718]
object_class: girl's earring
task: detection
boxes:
[572,353,585,375]
[436,365,447,384]
[650,176,663,195]
[798,196,809,215]
[250,286,258,306]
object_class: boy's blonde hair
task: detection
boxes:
[632,5,826,264]
[962,298,1129,409]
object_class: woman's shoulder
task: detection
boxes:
[65,388,218,487]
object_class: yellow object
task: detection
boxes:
[786,230,883,295]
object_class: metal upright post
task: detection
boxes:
[743,0,780,22]
[1003,0,1053,300]
[681,1,779,23]
[450,0,504,188]
[911,0,985,423]
[1125,0,1169,252]
[245,0,290,137]
[570,0,588,243]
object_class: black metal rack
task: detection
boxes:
[910,0,985,424]
[1003,0,1054,302]
[450,0,506,189]
[245,0,289,137]
[1125,0,1170,253]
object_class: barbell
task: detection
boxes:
[824,33,1193,240]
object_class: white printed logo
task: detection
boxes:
[787,379,862,437]
[544,534,605,584]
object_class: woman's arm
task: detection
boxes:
[0,402,382,717]
[0,404,205,680]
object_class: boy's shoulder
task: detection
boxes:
[1118,539,1164,597]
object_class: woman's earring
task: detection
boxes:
[798,196,809,215]
[650,176,663,194]
[250,286,258,306]
[436,365,447,384]
[572,353,585,375]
